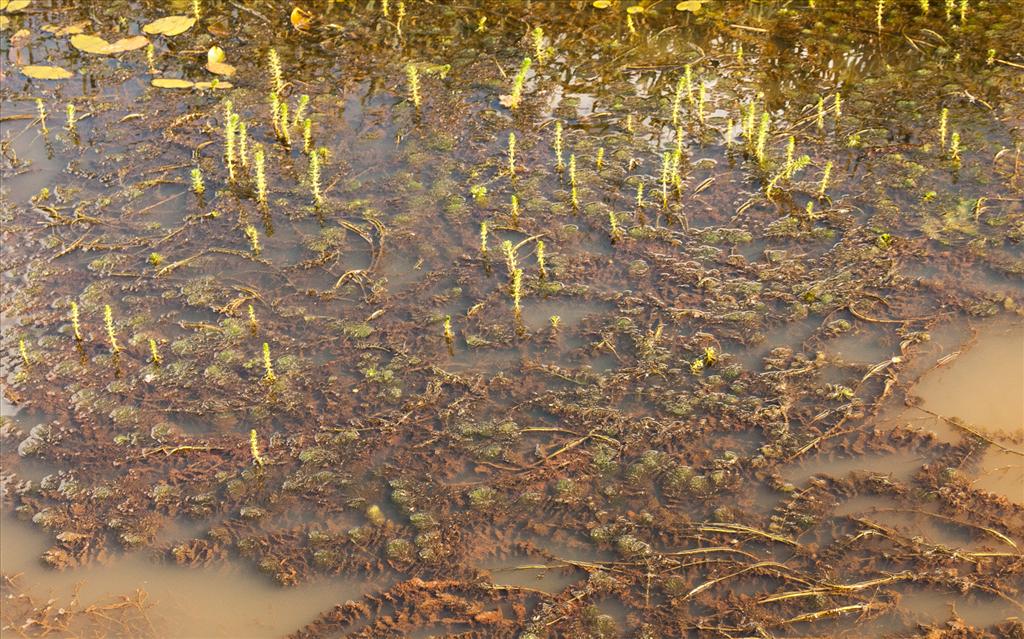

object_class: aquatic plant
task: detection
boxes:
[660,152,671,209]
[244,225,261,255]
[35,99,48,135]
[501,240,517,277]
[671,75,686,127]
[292,95,309,128]
[396,1,406,37]
[479,221,488,255]
[510,195,520,227]
[755,112,770,165]
[406,64,421,109]
[636,182,645,210]
[238,122,249,168]
[531,26,548,63]
[834,92,842,123]
[247,304,258,333]
[536,240,547,279]
[949,131,961,163]
[103,305,120,353]
[278,102,292,148]
[697,84,706,125]
[508,132,516,177]
[507,57,532,110]
[443,315,454,344]
[470,184,487,202]
[959,0,968,23]
[65,104,76,131]
[783,136,795,178]
[725,119,734,147]
[920,0,929,12]
[250,429,266,466]
[192,0,201,20]
[69,301,82,341]
[262,342,276,382]
[511,268,523,314]
[818,160,833,198]
[146,43,157,73]
[19,338,30,367]
[549,315,560,329]
[569,154,578,209]
[254,144,267,207]
[225,113,239,182]
[268,48,284,96]
[309,149,323,207]
[596,147,604,171]
[303,118,312,155]
[876,0,885,33]
[382,0,389,17]
[816,96,825,132]
[609,210,622,243]
[149,339,162,365]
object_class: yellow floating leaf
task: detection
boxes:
[206,60,235,76]
[626,5,644,14]
[194,80,233,90]
[151,78,194,88]
[4,0,31,13]
[592,0,611,7]
[207,45,225,64]
[70,33,113,54]
[10,26,29,45]
[42,21,90,36]
[105,35,150,53]
[21,64,74,79]
[0,16,8,30]
[676,0,704,12]
[142,15,196,37]
[290,7,313,31]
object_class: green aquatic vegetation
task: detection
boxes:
[949,131,961,163]
[818,160,833,198]
[238,122,249,168]
[876,0,885,32]
[660,151,671,209]
[501,239,517,277]
[507,57,532,110]
[697,83,706,125]
[755,112,770,165]
[18,338,30,367]
[262,342,276,382]
[35,99,48,135]
[834,92,842,123]
[536,240,547,279]
[531,26,550,63]
[247,304,258,333]
[303,118,312,155]
[192,0,201,19]
[511,268,523,314]
[69,301,82,341]
[103,305,120,353]
[470,184,487,202]
[725,118,734,147]
[308,149,323,207]
[254,144,267,207]
[569,154,578,209]
[268,48,283,96]
[225,113,239,182]
[395,1,406,37]
[508,132,516,177]
[609,210,622,243]
[959,0,967,23]
[148,252,164,267]
[636,182,644,210]
[443,315,454,344]
[671,75,686,128]
[596,146,604,171]
[406,64,421,109]
[250,429,266,466]
[278,102,292,148]
[146,43,157,73]
[479,221,488,255]
[292,94,309,128]
[148,338,162,365]
[783,136,795,178]
[920,0,929,13]
[816,96,825,132]
[244,225,261,255]
[549,315,560,330]
[65,104,76,131]
[510,194,520,226]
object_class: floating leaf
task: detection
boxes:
[626,5,644,14]
[206,60,235,76]
[676,0,705,12]
[71,33,149,54]
[21,64,73,79]
[151,78,194,89]
[0,16,8,30]
[592,0,611,7]
[290,7,314,31]
[3,0,31,13]
[207,45,225,65]
[9,27,29,45]
[142,15,195,36]
[42,21,89,36]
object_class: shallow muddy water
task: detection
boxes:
[2,0,1023,637]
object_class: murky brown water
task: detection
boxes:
[2,0,1023,637]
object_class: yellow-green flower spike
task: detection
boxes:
[254,144,267,207]
[508,132,516,177]
[149,338,162,365]
[480,221,488,255]
[268,48,284,96]
[536,240,547,279]
[250,429,266,466]
[104,305,120,353]
[406,64,421,109]
[70,301,82,341]
[262,342,276,382]
[19,338,30,367]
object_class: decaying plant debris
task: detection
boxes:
[1,0,1023,637]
